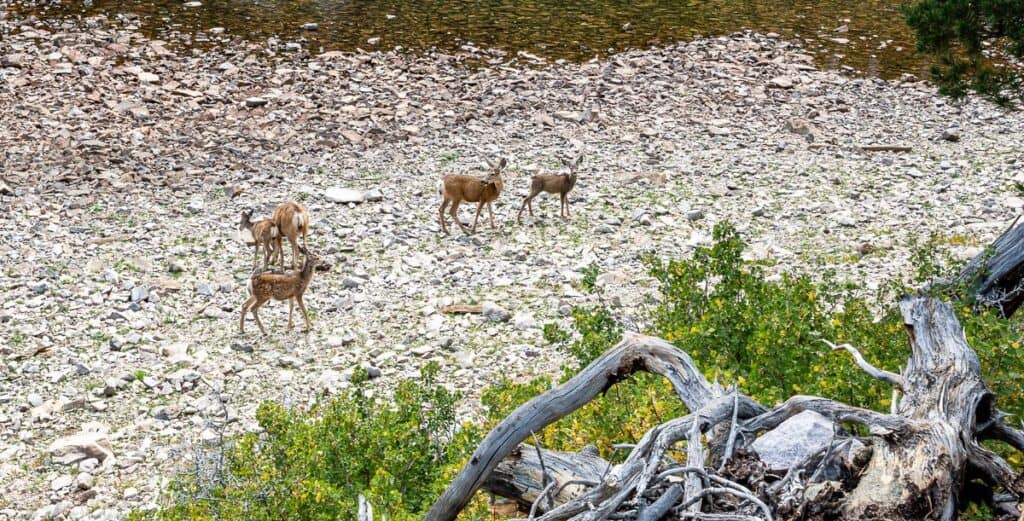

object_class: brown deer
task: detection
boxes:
[239,247,327,335]
[271,201,311,270]
[517,154,581,224]
[438,157,507,235]
[237,209,279,271]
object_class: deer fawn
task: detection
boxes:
[438,157,507,235]
[238,209,279,271]
[239,246,327,335]
[517,154,581,224]
[271,201,311,270]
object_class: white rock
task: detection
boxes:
[325,187,365,204]
[49,431,115,466]
[751,410,835,471]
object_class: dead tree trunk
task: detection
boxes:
[426,296,1024,521]
[955,217,1024,318]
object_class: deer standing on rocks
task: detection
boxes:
[239,246,328,335]
[271,201,311,269]
[438,157,507,235]
[237,209,279,271]
[517,154,582,224]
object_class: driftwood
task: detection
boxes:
[955,217,1024,317]
[425,296,1024,521]
[859,144,913,153]
[423,219,1024,521]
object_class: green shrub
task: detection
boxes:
[138,363,487,521]
[146,222,1024,519]
[489,222,1024,469]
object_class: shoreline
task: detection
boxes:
[2,15,1024,520]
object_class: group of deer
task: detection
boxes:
[439,154,583,235]
[236,200,328,336]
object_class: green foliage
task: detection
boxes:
[148,221,1024,519]
[905,0,1024,106]
[141,363,486,521]
[486,221,1024,475]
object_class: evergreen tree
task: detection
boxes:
[905,0,1024,106]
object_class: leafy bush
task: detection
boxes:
[488,222,1024,468]
[146,222,1024,519]
[137,363,486,521]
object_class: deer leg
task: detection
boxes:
[240,295,256,333]
[288,299,294,330]
[488,202,496,229]
[471,202,484,233]
[276,236,285,270]
[250,298,269,336]
[517,197,529,224]
[562,193,569,219]
[451,200,470,234]
[296,294,312,332]
[439,198,450,235]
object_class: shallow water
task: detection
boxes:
[7,0,927,78]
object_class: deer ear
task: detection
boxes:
[573,154,583,169]
[497,157,507,170]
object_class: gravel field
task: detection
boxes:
[1,12,1023,520]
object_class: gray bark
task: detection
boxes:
[428,297,1024,520]
[956,217,1024,317]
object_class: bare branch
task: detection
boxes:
[821,339,904,389]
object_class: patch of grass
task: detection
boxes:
[438,151,460,163]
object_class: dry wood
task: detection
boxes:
[859,144,913,152]
[439,304,483,314]
[956,216,1024,317]
[429,297,1024,521]
[86,233,133,245]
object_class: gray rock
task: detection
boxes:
[30,281,49,294]
[364,365,382,379]
[168,260,184,273]
[770,76,794,89]
[27,393,44,407]
[49,431,115,466]
[364,188,384,202]
[686,209,705,221]
[594,224,615,234]
[367,37,381,45]
[751,410,835,471]
[195,283,214,297]
[482,302,511,322]
[513,313,537,330]
[75,472,94,490]
[342,276,367,289]
[245,97,268,108]
[942,127,960,142]
[129,285,148,303]
[301,23,319,31]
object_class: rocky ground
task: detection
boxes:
[2,10,1024,521]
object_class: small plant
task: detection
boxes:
[438,151,459,163]
[134,370,148,381]
[141,362,486,521]
[579,262,601,294]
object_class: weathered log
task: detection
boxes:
[423,333,763,521]
[430,296,1024,520]
[956,217,1024,317]
[483,444,608,510]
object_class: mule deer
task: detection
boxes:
[517,154,581,224]
[238,209,279,271]
[239,246,326,335]
[271,201,311,269]
[438,157,507,235]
